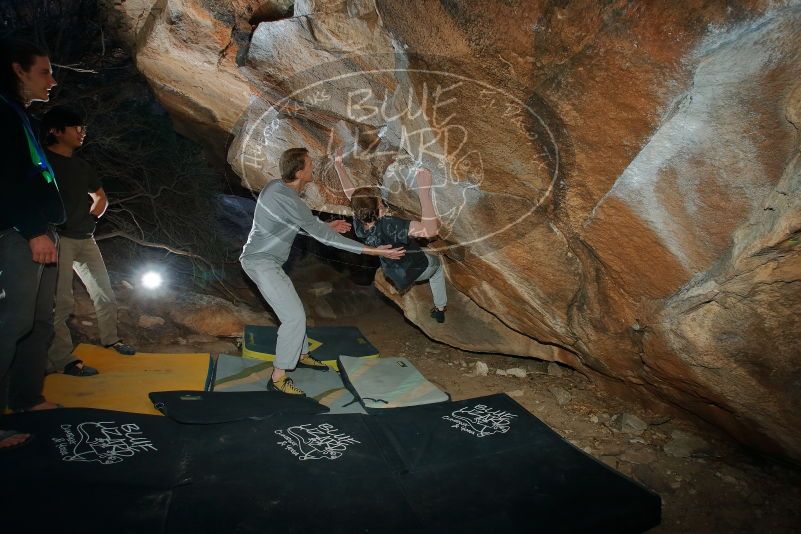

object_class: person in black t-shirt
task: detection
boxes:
[41,107,136,378]
[334,150,448,322]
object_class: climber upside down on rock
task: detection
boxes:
[333,148,448,323]
[240,145,447,396]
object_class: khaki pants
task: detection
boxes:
[48,236,118,371]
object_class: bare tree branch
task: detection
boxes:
[95,231,241,302]
[51,63,99,74]
[95,230,204,257]
[110,185,183,205]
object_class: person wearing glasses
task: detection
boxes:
[42,106,136,378]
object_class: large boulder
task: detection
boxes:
[102,0,801,461]
[100,0,266,167]
[169,291,274,337]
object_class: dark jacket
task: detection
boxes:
[0,93,65,239]
[353,215,429,291]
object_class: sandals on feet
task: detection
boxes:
[0,429,33,451]
[105,340,136,355]
[63,359,99,377]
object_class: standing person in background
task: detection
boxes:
[42,106,136,378]
[0,38,63,450]
[240,147,405,396]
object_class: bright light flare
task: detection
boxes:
[141,271,163,290]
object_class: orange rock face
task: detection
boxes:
[102,0,801,461]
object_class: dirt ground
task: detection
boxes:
[63,254,801,533]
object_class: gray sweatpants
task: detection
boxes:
[0,229,57,412]
[241,257,309,371]
[48,236,119,371]
[415,252,447,309]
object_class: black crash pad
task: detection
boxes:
[167,414,423,533]
[1,395,660,533]
[0,408,180,532]
[149,390,328,424]
[169,394,659,533]
[365,394,662,533]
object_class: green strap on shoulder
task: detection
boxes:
[22,124,54,183]
[0,93,56,185]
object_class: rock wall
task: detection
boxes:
[101,0,801,461]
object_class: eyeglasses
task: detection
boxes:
[73,125,87,134]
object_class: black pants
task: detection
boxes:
[0,229,57,412]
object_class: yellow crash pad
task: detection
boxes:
[43,343,210,415]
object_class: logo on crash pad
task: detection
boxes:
[53,421,157,464]
[443,404,517,438]
[275,423,360,461]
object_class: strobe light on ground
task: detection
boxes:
[141,271,163,290]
